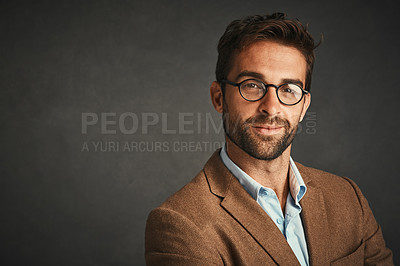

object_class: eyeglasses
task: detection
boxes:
[221,79,309,106]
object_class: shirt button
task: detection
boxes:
[276,218,283,224]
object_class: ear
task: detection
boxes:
[210,81,223,113]
[299,93,311,122]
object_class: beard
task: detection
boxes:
[222,102,298,161]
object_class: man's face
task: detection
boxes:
[215,41,310,160]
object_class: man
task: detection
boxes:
[145,13,393,265]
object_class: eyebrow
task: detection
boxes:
[235,71,304,88]
[236,71,264,81]
[281,78,304,88]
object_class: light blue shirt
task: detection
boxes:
[220,144,309,266]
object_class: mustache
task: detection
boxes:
[244,115,289,127]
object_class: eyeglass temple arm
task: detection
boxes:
[220,80,239,86]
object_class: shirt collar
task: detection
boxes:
[220,144,307,205]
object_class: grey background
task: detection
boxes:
[1,0,399,265]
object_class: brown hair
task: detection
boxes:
[216,13,319,93]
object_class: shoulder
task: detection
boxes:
[296,162,363,195]
[145,169,224,264]
[147,168,223,227]
[295,162,393,264]
[295,162,371,217]
[152,150,229,219]
[159,170,215,211]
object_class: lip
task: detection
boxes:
[252,125,283,135]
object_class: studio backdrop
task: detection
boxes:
[1,0,399,265]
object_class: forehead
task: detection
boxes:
[228,41,307,82]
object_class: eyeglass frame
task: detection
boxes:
[220,79,309,106]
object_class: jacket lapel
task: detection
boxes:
[296,163,332,265]
[204,150,300,265]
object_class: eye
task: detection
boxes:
[239,80,265,101]
[279,84,300,95]
[242,82,259,89]
[283,87,293,93]
[241,80,263,91]
[278,84,303,104]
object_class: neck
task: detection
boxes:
[225,137,291,211]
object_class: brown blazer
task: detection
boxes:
[145,150,393,265]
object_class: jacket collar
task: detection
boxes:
[295,163,332,265]
[203,150,300,265]
[203,149,331,265]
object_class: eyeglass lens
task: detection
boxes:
[239,80,303,104]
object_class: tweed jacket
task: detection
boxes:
[145,150,393,265]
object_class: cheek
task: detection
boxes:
[224,93,247,115]
[286,109,304,125]
[231,103,259,123]
[280,105,303,124]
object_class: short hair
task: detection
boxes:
[216,12,319,93]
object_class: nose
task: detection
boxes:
[258,86,281,116]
